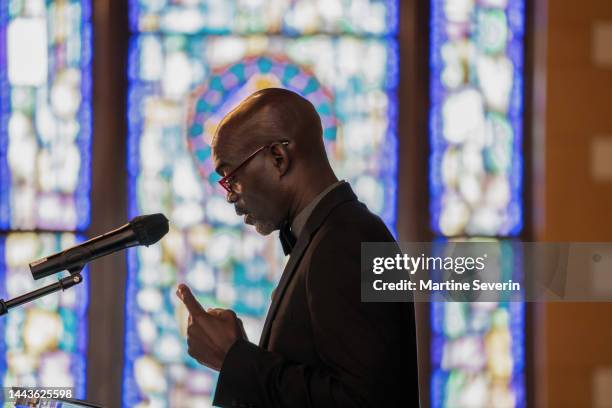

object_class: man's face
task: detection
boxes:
[212,138,285,236]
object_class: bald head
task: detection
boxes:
[212,88,327,166]
[210,88,338,237]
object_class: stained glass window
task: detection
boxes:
[429,0,525,407]
[430,0,524,237]
[125,1,398,406]
[430,240,525,408]
[0,233,88,396]
[0,0,92,231]
[0,0,91,400]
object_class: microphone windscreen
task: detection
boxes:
[130,213,169,246]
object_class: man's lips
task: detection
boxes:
[235,207,254,224]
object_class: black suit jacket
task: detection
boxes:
[213,183,420,407]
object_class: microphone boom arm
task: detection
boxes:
[0,265,84,316]
[2,213,169,315]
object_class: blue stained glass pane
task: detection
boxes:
[0,0,92,231]
[0,233,88,403]
[130,0,397,37]
[429,0,524,238]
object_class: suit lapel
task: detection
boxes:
[259,232,310,347]
[259,183,357,348]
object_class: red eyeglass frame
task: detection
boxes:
[218,141,289,193]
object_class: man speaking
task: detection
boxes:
[176,88,420,407]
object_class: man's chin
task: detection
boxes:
[243,214,276,235]
[254,221,276,236]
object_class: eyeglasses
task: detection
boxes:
[218,141,289,193]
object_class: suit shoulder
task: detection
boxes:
[318,199,395,244]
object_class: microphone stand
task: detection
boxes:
[0,265,84,316]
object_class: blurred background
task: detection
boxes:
[0,0,611,407]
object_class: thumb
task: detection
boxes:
[176,284,204,315]
[238,318,248,340]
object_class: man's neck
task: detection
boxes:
[288,172,339,226]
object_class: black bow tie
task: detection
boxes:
[279,221,297,255]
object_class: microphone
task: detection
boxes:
[29,213,169,280]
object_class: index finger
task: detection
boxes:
[176,284,205,316]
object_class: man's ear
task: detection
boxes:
[269,142,290,176]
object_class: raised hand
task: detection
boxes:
[176,283,247,371]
